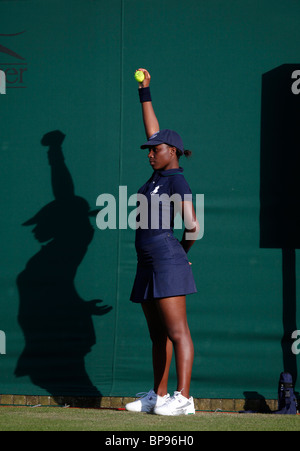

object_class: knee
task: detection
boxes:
[167,325,191,345]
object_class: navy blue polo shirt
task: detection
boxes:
[135,167,192,244]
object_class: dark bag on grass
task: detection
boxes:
[275,372,297,415]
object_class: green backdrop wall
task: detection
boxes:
[0,0,299,401]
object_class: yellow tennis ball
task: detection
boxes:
[134,70,145,83]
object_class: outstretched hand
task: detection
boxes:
[86,299,113,316]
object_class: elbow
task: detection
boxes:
[185,219,201,241]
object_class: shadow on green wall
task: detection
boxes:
[260,65,299,386]
[14,131,112,400]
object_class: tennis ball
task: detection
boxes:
[134,70,145,83]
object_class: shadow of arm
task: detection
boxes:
[41,130,75,201]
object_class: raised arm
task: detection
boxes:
[135,68,160,139]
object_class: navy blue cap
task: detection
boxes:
[140,129,184,154]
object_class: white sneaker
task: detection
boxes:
[125,390,170,413]
[154,391,195,416]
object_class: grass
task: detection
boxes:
[0,407,299,431]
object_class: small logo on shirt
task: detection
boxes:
[150,185,161,196]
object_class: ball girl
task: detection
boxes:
[126,68,200,416]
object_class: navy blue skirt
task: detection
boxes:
[130,233,197,303]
